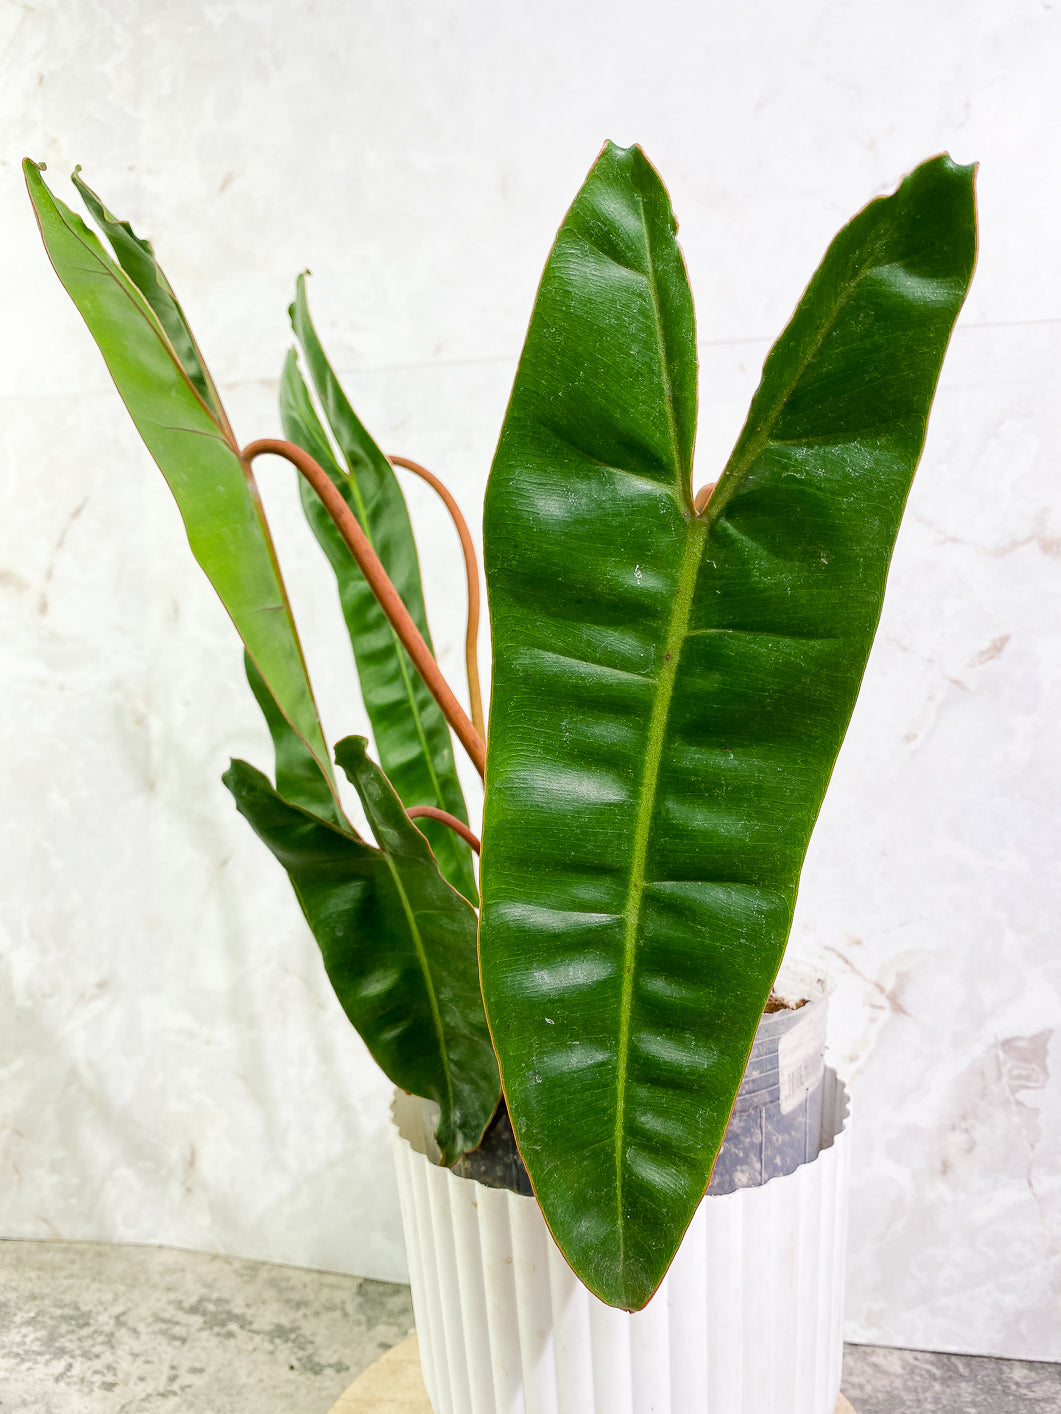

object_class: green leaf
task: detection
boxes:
[70,168,226,421]
[223,740,500,1162]
[242,652,346,829]
[24,160,338,804]
[479,144,976,1309]
[281,279,477,904]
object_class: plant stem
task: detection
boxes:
[407,806,482,855]
[242,439,487,780]
[389,455,486,742]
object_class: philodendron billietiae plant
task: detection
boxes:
[26,144,976,1311]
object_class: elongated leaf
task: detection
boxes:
[281,281,477,903]
[223,740,499,1161]
[70,168,225,420]
[480,145,976,1308]
[243,652,346,828]
[25,161,337,801]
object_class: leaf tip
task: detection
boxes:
[908,150,978,195]
[221,756,244,786]
[333,734,371,784]
[23,159,52,218]
[288,270,312,330]
[220,759,245,805]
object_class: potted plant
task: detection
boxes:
[25,143,976,1412]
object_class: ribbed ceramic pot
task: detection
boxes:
[391,1067,851,1414]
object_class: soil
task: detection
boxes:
[763,992,808,1013]
[457,1097,533,1194]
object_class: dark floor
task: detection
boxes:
[0,1239,1057,1412]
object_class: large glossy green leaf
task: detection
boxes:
[223,739,499,1162]
[25,161,337,802]
[480,144,976,1309]
[281,276,477,903]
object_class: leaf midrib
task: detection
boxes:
[636,188,689,488]
[613,516,707,1265]
[711,236,890,514]
[383,853,456,1125]
[610,190,701,1279]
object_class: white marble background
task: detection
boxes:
[1,0,1059,1362]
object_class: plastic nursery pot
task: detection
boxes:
[449,963,830,1201]
[709,963,831,1195]
[390,987,850,1414]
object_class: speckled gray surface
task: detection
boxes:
[843,1343,1061,1414]
[2,1239,1059,1412]
[0,1239,413,1413]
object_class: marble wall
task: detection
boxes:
[1,0,1059,1360]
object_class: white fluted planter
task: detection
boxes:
[391,1069,851,1414]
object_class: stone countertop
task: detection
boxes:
[1,1239,1059,1414]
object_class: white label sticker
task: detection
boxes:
[776,1009,826,1115]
